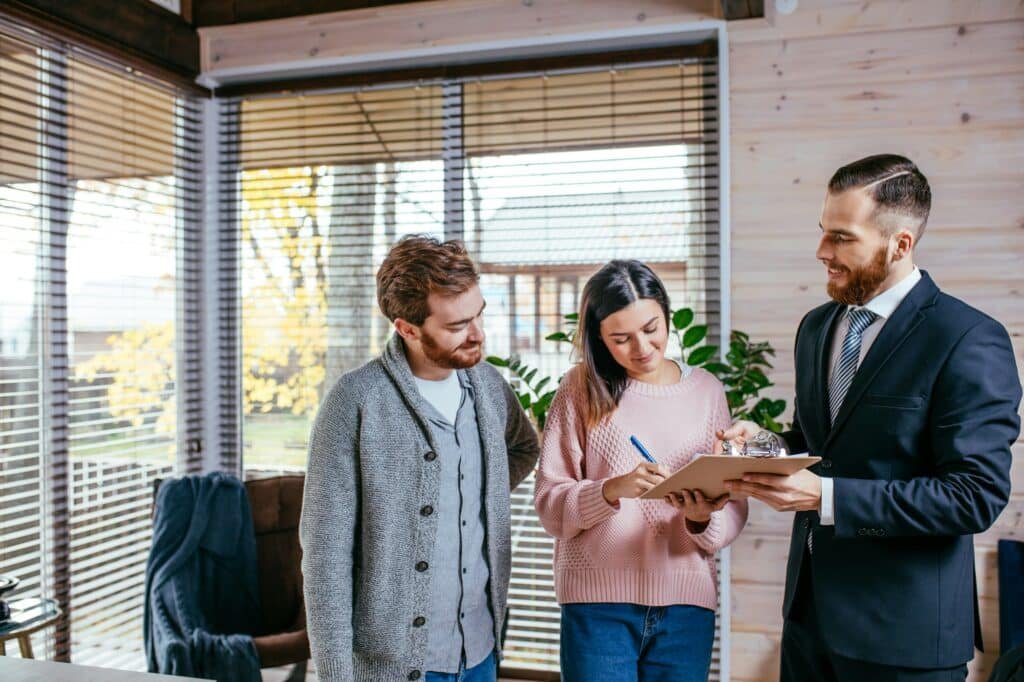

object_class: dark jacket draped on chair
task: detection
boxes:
[144,472,262,682]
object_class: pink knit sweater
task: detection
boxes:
[534,364,748,610]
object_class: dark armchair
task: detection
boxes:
[245,475,310,672]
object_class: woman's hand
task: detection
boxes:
[666,490,730,530]
[602,462,670,505]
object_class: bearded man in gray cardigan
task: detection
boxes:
[300,235,540,682]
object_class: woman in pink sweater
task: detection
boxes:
[534,260,748,682]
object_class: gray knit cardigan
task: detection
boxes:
[299,334,540,681]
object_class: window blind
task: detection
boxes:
[220,50,720,677]
[219,83,444,476]
[0,15,202,668]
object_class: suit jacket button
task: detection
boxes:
[415,561,429,572]
[424,451,437,462]
[413,616,426,627]
[409,671,422,680]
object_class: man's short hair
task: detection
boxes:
[828,154,932,238]
[376,235,479,325]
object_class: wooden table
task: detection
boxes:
[0,598,61,658]
[0,656,204,681]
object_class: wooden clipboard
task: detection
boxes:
[639,455,821,500]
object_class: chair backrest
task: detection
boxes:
[245,475,306,635]
[151,474,307,635]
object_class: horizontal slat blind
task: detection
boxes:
[64,50,201,670]
[0,14,202,668]
[220,84,443,475]
[221,53,720,677]
[0,28,54,648]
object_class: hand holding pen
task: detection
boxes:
[601,436,670,505]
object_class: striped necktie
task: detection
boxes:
[828,307,879,424]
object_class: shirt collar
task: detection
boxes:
[853,266,921,321]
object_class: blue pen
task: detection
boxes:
[629,435,658,464]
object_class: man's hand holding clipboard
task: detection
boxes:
[716,420,824,513]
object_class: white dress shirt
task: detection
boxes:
[818,267,921,525]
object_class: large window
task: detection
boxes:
[0,17,201,668]
[222,49,720,676]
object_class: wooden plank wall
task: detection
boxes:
[727,2,1024,680]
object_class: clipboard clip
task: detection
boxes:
[721,430,787,458]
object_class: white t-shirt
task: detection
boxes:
[412,370,463,425]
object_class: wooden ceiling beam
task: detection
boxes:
[0,0,202,85]
[192,0,429,27]
[720,0,764,21]
[199,0,720,85]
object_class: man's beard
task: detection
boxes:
[826,244,890,306]
[420,331,483,369]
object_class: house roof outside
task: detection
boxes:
[476,189,700,267]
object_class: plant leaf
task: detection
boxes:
[672,308,694,330]
[687,345,718,366]
[532,391,556,431]
[703,362,730,376]
[683,325,707,348]
[486,356,509,367]
[545,332,570,342]
[749,369,770,388]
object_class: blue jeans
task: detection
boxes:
[426,651,497,682]
[560,603,715,682]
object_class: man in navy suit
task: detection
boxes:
[723,154,1022,681]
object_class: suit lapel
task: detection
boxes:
[824,273,939,448]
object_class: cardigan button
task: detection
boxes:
[424,451,437,462]
[412,616,426,627]
[420,505,434,516]
[409,671,422,680]
[415,561,429,572]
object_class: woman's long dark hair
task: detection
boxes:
[575,260,671,427]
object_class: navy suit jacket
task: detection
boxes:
[781,271,1021,669]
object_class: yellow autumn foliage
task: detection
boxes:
[76,166,333,447]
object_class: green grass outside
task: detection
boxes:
[243,413,313,470]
